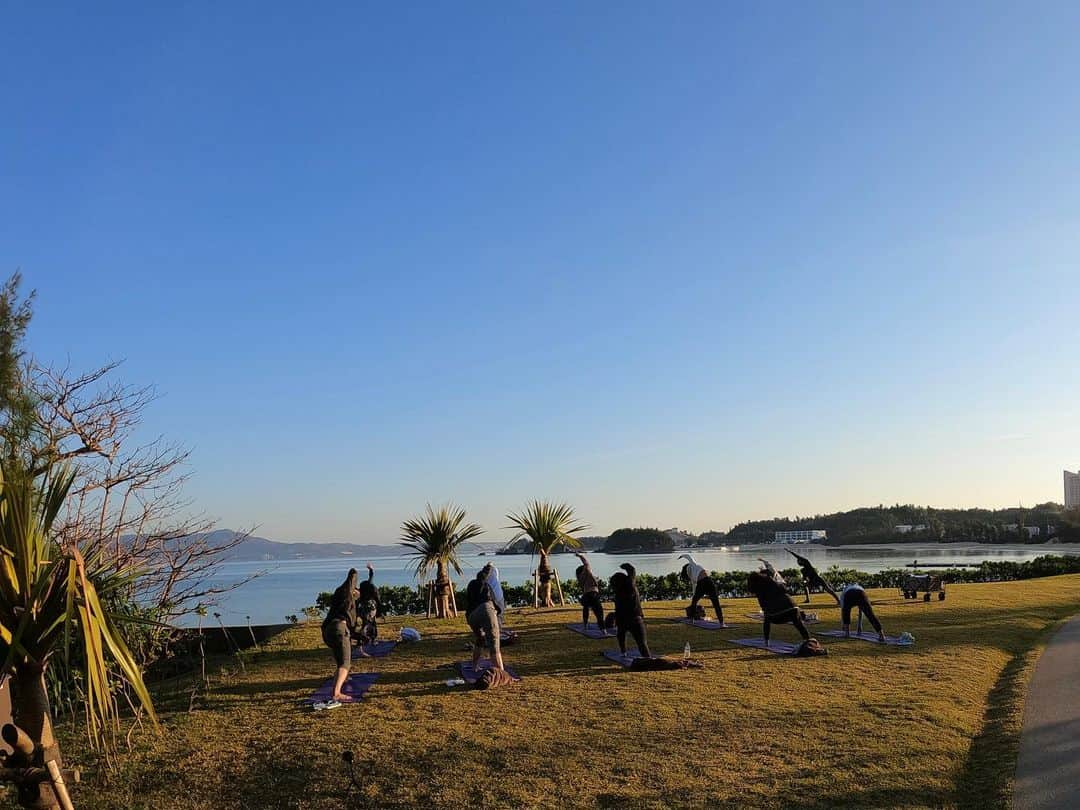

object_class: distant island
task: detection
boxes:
[190,502,1080,561]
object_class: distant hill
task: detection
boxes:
[186,530,506,561]
[726,503,1074,545]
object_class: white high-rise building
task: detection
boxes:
[1066,470,1080,510]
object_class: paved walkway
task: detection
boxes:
[1014,615,1080,809]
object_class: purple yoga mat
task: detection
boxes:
[746,612,820,624]
[567,623,615,639]
[456,661,520,684]
[819,630,913,646]
[352,639,397,658]
[674,618,734,630]
[729,638,801,655]
[601,649,646,667]
[305,672,379,704]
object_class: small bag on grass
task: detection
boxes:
[795,639,827,657]
[473,668,517,690]
[685,604,706,620]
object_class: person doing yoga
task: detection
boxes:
[321,568,362,702]
[840,584,886,641]
[786,549,840,604]
[747,571,812,648]
[609,563,651,658]
[575,552,606,631]
[466,564,506,672]
[679,554,725,623]
[354,562,383,647]
[758,558,787,587]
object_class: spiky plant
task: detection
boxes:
[400,504,483,618]
[0,459,158,808]
[505,501,588,607]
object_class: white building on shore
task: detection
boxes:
[1065,469,1080,510]
[773,529,826,544]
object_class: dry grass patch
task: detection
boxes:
[10,575,1080,809]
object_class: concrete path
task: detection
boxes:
[1014,615,1080,809]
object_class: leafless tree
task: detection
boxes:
[27,360,255,625]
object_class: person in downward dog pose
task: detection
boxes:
[575,552,606,632]
[840,583,886,641]
[747,571,812,648]
[609,563,651,658]
[786,549,840,604]
[678,553,725,623]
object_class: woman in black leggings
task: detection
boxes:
[747,571,811,647]
[840,585,885,641]
[575,553,605,630]
[609,563,651,658]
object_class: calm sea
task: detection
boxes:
[189,542,1080,626]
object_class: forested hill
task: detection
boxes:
[726,503,1078,545]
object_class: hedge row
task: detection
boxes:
[310,554,1080,618]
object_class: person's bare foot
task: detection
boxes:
[878,632,886,642]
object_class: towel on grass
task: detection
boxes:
[304,672,379,705]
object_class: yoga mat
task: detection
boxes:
[304,672,379,704]
[567,623,615,639]
[456,661,520,684]
[674,618,733,630]
[745,612,820,624]
[352,639,397,658]
[601,649,645,668]
[729,638,801,656]
[819,630,913,646]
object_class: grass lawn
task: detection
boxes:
[22,575,1080,809]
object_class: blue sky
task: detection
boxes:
[3,3,1078,542]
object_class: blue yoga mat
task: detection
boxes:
[729,638,801,655]
[352,639,397,659]
[456,661,520,684]
[305,672,379,704]
[819,630,913,646]
[674,618,734,630]
[601,649,646,667]
[567,623,615,639]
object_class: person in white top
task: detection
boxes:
[678,553,724,623]
[485,565,506,626]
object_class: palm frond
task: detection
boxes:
[399,503,483,582]
[0,459,158,749]
[505,500,589,554]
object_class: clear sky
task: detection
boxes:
[3,3,1078,542]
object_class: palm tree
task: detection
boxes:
[0,459,158,809]
[400,504,483,618]
[506,501,588,607]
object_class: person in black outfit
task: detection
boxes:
[609,563,651,658]
[787,549,840,604]
[747,571,812,648]
[678,554,724,623]
[840,585,886,641]
[354,562,383,647]
[466,564,505,671]
[321,568,360,701]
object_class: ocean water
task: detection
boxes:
[189,542,1079,626]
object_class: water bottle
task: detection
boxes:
[683,641,691,661]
